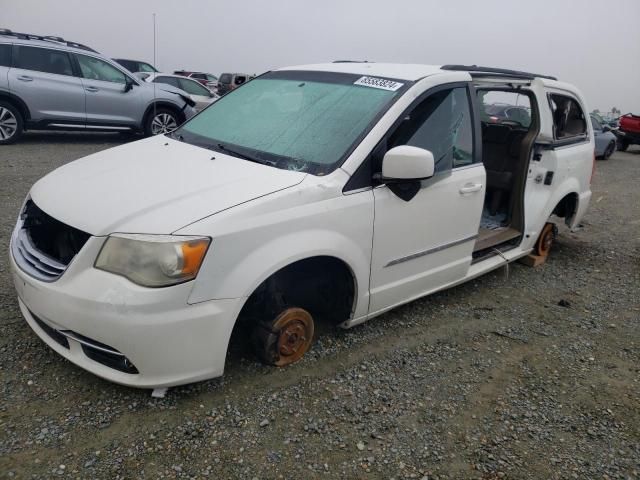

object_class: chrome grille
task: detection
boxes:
[11,200,90,282]
[13,228,67,280]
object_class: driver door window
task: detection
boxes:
[77,55,126,84]
[388,87,474,171]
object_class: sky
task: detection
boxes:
[2,0,639,114]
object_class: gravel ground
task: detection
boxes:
[0,133,638,479]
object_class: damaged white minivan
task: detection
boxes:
[10,63,594,388]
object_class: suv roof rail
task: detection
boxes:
[0,28,98,53]
[441,64,557,81]
[333,60,371,63]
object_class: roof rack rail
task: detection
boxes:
[441,64,557,81]
[333,60,371,63]
[0,28,98,53]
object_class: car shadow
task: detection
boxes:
[18,131,140,145]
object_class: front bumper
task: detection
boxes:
[10,236,245,388]
[183,104,198,120]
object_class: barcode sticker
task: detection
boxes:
[354,76,404,91]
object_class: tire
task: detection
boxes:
[601,141,615,160]
[144,107,179,136]
[0,101,24,145]
[616,137,629,152]
[252,307,315,367]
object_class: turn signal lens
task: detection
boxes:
[181,240,209,276]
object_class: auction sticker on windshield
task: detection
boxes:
[354,76,404,91]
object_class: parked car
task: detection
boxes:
[10,63,594,389]
[112,58,158,73]
[140,72,218,112]
[0,29,197,144]
[615,113,640,151]
[173,71,218,91]
[217,72,250,95]
[590,114,616,160]
[484,104,532,127]
[591,112,619,129]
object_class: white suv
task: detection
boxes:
[10,62,594,389]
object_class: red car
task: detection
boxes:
[616,113,640,151]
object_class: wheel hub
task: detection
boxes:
[272,308,314,366]
[150,113,177,135]
[536,223,555,257]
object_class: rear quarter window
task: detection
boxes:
[549,94,587,139]
[14,46,74,76]
[0,44,11,67]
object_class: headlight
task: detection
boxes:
[95,234,210,287]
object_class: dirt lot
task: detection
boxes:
[0,133,638,479]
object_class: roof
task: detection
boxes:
[276,63,446,81]
[0,29,97,54]
[276,63,561,83]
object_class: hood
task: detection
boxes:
[140,81,193,105]
[30,136,306,236]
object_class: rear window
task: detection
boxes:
[549,94,587,139]
[219,73,232,84]
[0,44,11,67]
[14,46,74,76]
[153,76,181,88]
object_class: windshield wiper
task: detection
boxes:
[166,131,184,142]
[214,143,273,166]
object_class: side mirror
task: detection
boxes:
[602,125,611,132]
[123,77,135,93]
[381,145,435,181]
[376,146,435,202]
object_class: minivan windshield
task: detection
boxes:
[176,71,408,175]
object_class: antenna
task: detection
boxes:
[152,13,157,131]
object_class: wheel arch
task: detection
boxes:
[142,101,186,128]
[0,91,31,122]
[237,254,359,327]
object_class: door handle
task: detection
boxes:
[459,182,483,194]
[85,86,99,93]
[17,75,33,82]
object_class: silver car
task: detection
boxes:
[138,72,219,112]
[0,29,197,144]
[590,115,617,160]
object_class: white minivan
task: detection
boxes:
[10,63,594,388]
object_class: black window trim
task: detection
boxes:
[12,44,78,78]
[547,92,589,147]
[344,81,478,193]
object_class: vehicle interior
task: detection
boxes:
[473,87,539,258]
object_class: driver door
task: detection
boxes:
[369,84,485,314]
[73,53,141,126]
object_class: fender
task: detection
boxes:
[142,100,187,125]
[0,89,31,121]
[189,228,371,320]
